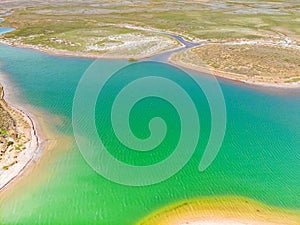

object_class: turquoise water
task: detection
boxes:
[0,43,300,224]
[0,28,15,35]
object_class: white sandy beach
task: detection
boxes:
[0,73,41,191]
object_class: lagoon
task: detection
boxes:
[0,43,299,224]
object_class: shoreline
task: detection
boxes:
[0,39,185,61]
[1,40,300,89]
[137,196,300,225]
[0,76,42,192]
[169,53,300,89]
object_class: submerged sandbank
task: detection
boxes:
[0,71,73,195]
[137,196,300,225]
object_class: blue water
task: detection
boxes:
[166,34,201,48]
[0,27,15,35]
[0,43,299,225]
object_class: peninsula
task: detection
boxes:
[0,84,38,191]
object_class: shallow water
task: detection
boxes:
[0,44,299,225]
[0,27,15,35]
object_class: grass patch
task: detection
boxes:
[7,141,14,147]
[128,58,138,62]
[0,130,8,136]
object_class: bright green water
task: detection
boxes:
[0,44,299,225]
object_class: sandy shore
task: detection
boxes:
[137,196,300,225]
[0,76,42,191]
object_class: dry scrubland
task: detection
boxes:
[0,0,300,81]
[0,86,31,172]
[171,44,300,84]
